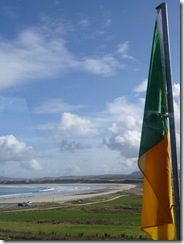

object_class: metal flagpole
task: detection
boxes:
[156,2,180,240]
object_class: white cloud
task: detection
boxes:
[117,41,136,61]
[118,156,138,173]
[103,129,141,158]
[82,56,123,76]
[173,83,180,97]
[107,96,143,120]
[173,88,180,158]
[20,159,42,171]
[0,135,41,170]
[0,27,78,90]
[60,138,90,152]
[133,79,147,93]
[0,22,135,91]
[103,96,143,162]
[109,116,137,132]
[58,112,98,136]
[117,41,129,54]
[79,18,90,27]
[0,135,33,162]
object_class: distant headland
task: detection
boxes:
[0,171,143,185]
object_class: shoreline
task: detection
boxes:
[0,183,136,204]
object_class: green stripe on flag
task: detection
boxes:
[139,21,168,158]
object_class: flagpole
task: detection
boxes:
[156,2,180,240]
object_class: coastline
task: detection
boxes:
[0,183,136,204]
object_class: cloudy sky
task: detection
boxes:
[0,0,180,178]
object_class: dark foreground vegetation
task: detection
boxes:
[0,184,150,240]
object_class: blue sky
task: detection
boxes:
[0,0,180,178]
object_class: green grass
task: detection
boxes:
[0,185,150,240]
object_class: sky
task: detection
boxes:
[0,0,180,178]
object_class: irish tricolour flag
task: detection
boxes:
[138,14,176,240]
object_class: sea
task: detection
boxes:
[0,184,106,200]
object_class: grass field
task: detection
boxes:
[0,184,150,240]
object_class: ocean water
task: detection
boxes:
[0,184,106,200]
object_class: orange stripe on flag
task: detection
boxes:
[138,132,175,240]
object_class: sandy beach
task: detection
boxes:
[0,183,136,204]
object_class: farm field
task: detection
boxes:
[0,184,150,240]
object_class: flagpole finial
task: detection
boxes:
[156,2,166,12]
